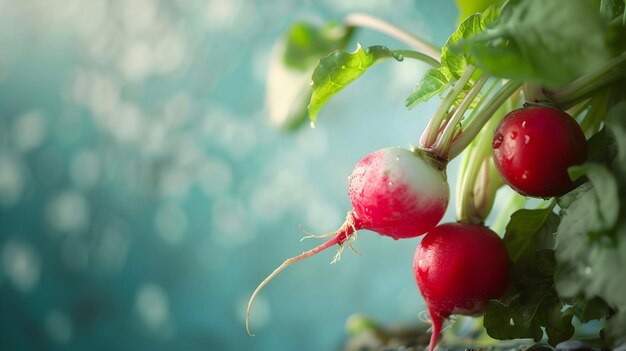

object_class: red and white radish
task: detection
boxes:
[492,106,587,198]
[414,223,510,351]
[247,146,450,334]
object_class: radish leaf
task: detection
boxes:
[308,45,404,122]
[405,67,451,109]
[458,0,611,87]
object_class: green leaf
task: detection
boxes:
[484,299,544,341]
[568,163,619,229]
[308,44,404,122]
[553,132,626,340]
[606,102,626,175]
[266,21,353,130]
[484,251,575,346]
[455,0,504,24]
[570,297,612,323]
[404,7,497,111]
[503,207,558,263]
[545,305,575,346]
[459,0,611,87]
[405,67,451,109]
[586,129,612,164]
[485,209,572,345]
[442,7,499,79]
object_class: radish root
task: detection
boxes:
[246,213,359,336]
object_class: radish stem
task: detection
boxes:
[432,74,489,159]
[551,53,626,108]
[344,13,441,61]
[421,66,477,149]
[448,80,522,160]
[394,49,440,68]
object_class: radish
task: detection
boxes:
[414,223,510,351]
[247,146,450,335]
[492,106,587,198]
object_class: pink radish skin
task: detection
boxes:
[247,147,449,335]
[414,223,510,351]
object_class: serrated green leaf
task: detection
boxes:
[568,163,619,228]
[545,305,575,345]
[502,208,558,263]
[553,135,626,341]
[308,45,404,122]
[606,102,626,175]
[571,297,612,323]
[484,299,543,341]
[442,7,499,79]
[458,0,611,87]
[485,287,573,345]
[405,67,451,109]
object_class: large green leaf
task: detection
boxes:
[502,207,558,263]
[308,45,404,122]
[458,0,611,87]
[553,104,626,341]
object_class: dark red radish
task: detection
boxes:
[247,147,450,335]
[414,223,510,351]
[492,106,587,198]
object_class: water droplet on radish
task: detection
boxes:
[522,170,529,179]
[309,121,316,129]
[387,181,393,187]
[492,133,504,149]
[524,135,530,144]
[510,131,517,139]
[584,266,592,275]
[521,121,526,128]
[309,80,314,87]
[395,156,400,161]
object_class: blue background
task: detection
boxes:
[0,1,462,350]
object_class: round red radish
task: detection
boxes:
[492,106,587,198]
[414,223,510,351]
[247,147,449,335]
[348,147,449,240]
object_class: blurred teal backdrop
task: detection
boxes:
[0,1,459,350]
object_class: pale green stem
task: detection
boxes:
[420,66,477,149]
[344,13,441,61]
[448,80,523,160]
[432,74,489,159]
[394,50,440,68]
[550,53,626,108]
